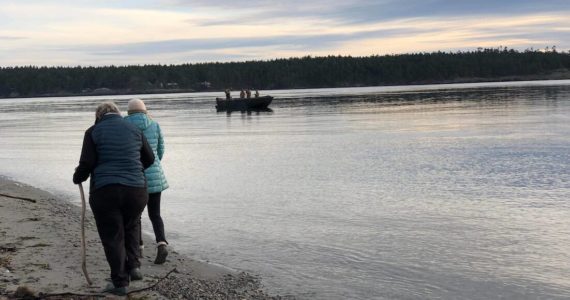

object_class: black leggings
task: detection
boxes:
[139,192,167,245]
[90,184,148,287]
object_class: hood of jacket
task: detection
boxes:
[124,112,152,131]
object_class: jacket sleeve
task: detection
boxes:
[141,134,155,169]
[157,124,165,160]
[73,127,96,184]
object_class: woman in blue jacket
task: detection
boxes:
[74,102,154,295]
[125,98,169,264]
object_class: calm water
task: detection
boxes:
[1,80,570,299]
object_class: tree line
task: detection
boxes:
[0,47,569,98]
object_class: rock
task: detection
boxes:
[13,285,37,298]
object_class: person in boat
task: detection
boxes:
[240,89,246,99]
[73,102,154,296]
[124,98,170,265]
[254,90,260,98]
[224,89,231,100]
[246,89,252,98]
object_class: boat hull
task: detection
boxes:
[216,96,273,111]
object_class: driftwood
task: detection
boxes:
[78,183,93,286]
[127,268,178,294]
[37,268,178,298]
[0,193,37,203]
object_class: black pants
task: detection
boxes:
[139,192,167,245]
[90,184,148,288]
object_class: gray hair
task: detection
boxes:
[95,102,120,120]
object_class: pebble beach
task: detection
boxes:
[0,176,288,299]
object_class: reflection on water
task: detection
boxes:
[1,80,570,299]
[220,108,274,116]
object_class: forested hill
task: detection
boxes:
[1,48,569,98]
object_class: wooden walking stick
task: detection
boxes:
[78,183,93,286]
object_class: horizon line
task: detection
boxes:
[1,46,566,69]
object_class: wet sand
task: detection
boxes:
[0,177,286,299]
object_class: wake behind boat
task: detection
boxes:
[215,95,273,111]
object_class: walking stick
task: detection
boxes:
[78,183,93,286]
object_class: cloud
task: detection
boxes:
[164,0,570,25]
[333,0,570,24]
[0,1,568,66]
[57,27,429,56]
[0,36,25,40]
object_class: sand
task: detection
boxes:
[0,177,287,299]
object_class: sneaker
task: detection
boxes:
[154,244,168,264]
[129,268,143,281]
[103,283,128,296]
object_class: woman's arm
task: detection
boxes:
[141,135,155,169]
[157,124,165,160]
[73,127,97,184]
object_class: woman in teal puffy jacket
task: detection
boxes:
[125,98,169,264]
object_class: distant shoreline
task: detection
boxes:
[2,71,569,100]
[0,88,199,100]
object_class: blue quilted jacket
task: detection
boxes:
[124,113,169,193]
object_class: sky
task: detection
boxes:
[0,0,569,66]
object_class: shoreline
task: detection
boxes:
[2,74,570,100]
[0,176,287,299]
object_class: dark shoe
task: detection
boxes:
[103,283,128,296]
[154,244,168,264]
[129,268,143,281]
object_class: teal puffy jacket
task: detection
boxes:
[124,113,169,193]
